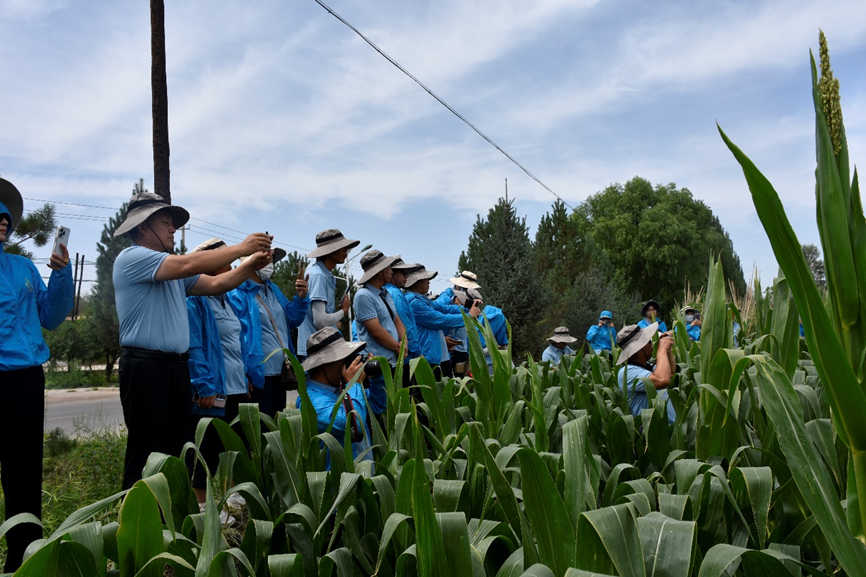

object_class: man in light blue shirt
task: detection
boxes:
[542,326,577,364]
[353,250,405,415]
[297,229,360,357]
[615,323,676,424]
[112,192,272,489]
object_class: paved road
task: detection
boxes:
[45,388,301,436]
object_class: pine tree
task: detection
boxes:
[459,196,544,359]
[90,181,137,379]
[3,203,57,258]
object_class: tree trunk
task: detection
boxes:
[104,354,116,383]
[151,0,171,203]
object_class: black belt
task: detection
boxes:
[122,347,189,363]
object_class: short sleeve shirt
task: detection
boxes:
[297,260,337,356]
[617,364,676,424]
[208,295,246,396]
[114,245,200,353]
[256,284,290,376]
[354,285,399,364]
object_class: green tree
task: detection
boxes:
[271,250,310,299]
[89,182,137,379]
[3,202,57,258]
[577,176,746,320]
[459,196,544,359]
[802,243,826,290]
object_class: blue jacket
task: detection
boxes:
[228,279,309,389]
[435,288,469,353]
[686,324,701,342]
[187,296,227,416]
[638,318,667,333]
[479,305,508,349]
[296,379,373,466]
[385,283,419,359]
[586,310,617,352]
[405,292,464,365]
[0,245,73,370]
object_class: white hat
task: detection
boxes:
[615,323,658,365]
[450,270,481,289]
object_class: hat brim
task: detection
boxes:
[548,335,578,344]
[114,204,190,237]
[273,248,287,264]
[359,255,400,285]
[406,269,437,287]
[450,276,481,289]
[641,300,661,315]
[301,339,366,372]
[0,178,24,235]
[306,237,360,259]
[616,322,658,365]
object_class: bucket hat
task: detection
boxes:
[358,250,400,285]
[391,256,412,271]
[404,264,437,288]
[616,322,658,365]
[681,306,699,315]
[306,229,360,259]
[0,178,24,235]
[547,326,578,344]
[450,270,481,290]
[114,192,190,237]
[302,326,367,372]
[640,299,661,317]
[191,237,226,253]
[240,247,286,264]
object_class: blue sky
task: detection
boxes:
[2,0,865,297]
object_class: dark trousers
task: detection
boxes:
[250,375,286,419]
[0,366,45,572]
[119,354,192,490]
[450,351,469,377]
[189,393,248,489]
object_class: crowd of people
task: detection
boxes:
[0,183,706,571]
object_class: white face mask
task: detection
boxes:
[685,315,694,323]
[257,263,274,281]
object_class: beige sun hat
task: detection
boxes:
[450,270,481,290]
[404,264,437,288]
[358,250,400,285]
[615,322,658,365]
[114,192,190,237]
[548,326,578,344]
[191,237,226,253]
[302,327,367,372]
[306,229,360,259]
[0,178,24,235]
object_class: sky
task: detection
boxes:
[2,0,865,298]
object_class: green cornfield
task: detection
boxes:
[3,36,866,577]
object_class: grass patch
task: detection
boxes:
[0,423,125,568]
[44,367,118,390]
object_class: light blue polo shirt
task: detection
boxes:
[542,344,573,364]
[354,284,399,364]
[114,245,200,353]
[208,296,247,396]
[298,260,337,357]
[617,364,676,424]
[256,284,290,376]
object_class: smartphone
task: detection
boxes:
[694,313,701,320]
[52,226,71,257]
[213,395,227,409]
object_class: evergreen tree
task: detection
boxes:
[802,244,826,290]
[3,203,57,258]
[90,181,137,379]
[459,196,544,359]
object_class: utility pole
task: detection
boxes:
[75,256,85,321]
[71,253,79,320]
[151,0,171,203]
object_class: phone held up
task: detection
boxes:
[52,226,71,257]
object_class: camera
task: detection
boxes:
[344,352,383,383]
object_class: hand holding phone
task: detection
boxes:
[48,226,71,270]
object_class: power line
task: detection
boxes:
[312,0,575,211]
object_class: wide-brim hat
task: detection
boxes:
[450,270,481,290]
[114,192,189,237]
[548,326,577,344]
[302,327,367,372]
[616,322,658,365]
[306,229,360,259]
[405,264,437,288]
[0,178,24,235]
[359,250,400,285]
[192,237,226,253]
[240,247,286,264]
[681,306,699,315]
[641,299,661,316]
[391,255,412,271]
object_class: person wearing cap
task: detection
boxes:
[0,178,74,572]
[434,271,481,377]
[586,311,618,354]
[295,327,372,464]
[385,258,421,385]
[185,238,267,503]
[541,327,577,364]
[112,191,272,490]
[297,229,360,358]
[464,288,510,374]
[616,323,677,424]
[353,250,405,415]
[405,265,482,376]
[682,307,702,341]
[229,248,309,418]
[638,300,668,333]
